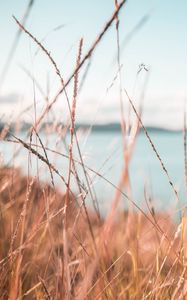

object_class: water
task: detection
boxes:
[1,129,186,215]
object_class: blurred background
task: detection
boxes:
[0,0,187,214]
[0,0,187,128]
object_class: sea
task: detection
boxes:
[1,127,186,216]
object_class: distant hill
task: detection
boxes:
[74,123,181,133]
[0,121,182,135]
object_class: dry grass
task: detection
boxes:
[1,1,187,299]
[0,166,186,299]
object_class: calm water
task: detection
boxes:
[0,129,186,214]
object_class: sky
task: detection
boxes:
[0,0,187,129]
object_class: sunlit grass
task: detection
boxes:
[0,1,187,299]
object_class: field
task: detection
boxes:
[0,166,186,299]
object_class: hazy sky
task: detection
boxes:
[0,0,187,128]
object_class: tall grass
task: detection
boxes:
[0,1,187,299]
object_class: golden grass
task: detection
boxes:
[1,1,187,298]
[0,166,186,299]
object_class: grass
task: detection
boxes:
[0,166,186,299]
[0,1,187,299]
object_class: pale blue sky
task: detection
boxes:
[0,0,187,128]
